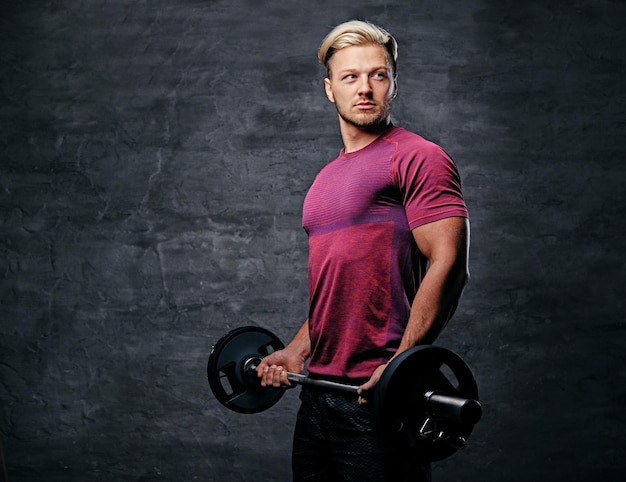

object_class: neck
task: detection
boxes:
[339,118,393,153]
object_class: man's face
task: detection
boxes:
[324,44,396,130]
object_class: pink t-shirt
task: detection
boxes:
[302,127,468,381]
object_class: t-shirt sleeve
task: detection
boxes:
[393,141,468,230]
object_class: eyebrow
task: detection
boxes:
[337,65,390,75]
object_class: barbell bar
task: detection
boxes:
[207,325,482,462]
[243,356,481,427]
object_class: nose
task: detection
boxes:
[357,75,373,96]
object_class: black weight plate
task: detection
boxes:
[207,326,286,414]
[374,345,479,462]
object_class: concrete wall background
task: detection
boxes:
[1,1,624,481]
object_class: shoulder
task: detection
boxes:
[384,127,457,176]
[383,127,449,160]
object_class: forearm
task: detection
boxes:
[358,266,467,397]
[285,318,312,361]
[396,258,468,354]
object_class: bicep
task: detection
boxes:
[412,217,469,267]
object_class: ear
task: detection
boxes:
[324,78,335,103]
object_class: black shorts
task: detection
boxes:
[292,386,431,482]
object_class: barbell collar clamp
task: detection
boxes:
[424,390,483,426]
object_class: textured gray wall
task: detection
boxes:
[1,1,624,481]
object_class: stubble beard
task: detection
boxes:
[336,99,393,131]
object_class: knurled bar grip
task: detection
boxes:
[286,372,361,394]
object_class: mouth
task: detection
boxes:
[355,102,376,111]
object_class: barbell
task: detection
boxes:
[207,325,482,462]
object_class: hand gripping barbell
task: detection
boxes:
[207,326,482,462]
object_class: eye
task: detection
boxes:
[372,71,387,80]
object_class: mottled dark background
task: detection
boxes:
[1,1,624,481]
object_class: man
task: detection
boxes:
[257,20,469,481]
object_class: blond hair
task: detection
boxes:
[318,20,398,77]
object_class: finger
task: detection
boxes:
[269,365,284,387]
[260,365,291,388]
[266,365,278,387]
[260,365,271,386]
[271,366,281,387]
[261,365,279,387]
[358,387,372,402]
[358,382,373,394]
[257,362,268,380]
[274,366,293,388]
[281,368,292,387]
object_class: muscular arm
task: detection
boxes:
[359,216,469,395]
[256,319,311,387]
[398,216,470,349]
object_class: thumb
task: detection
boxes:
[358,363,387,394]
[358,378,376,394]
